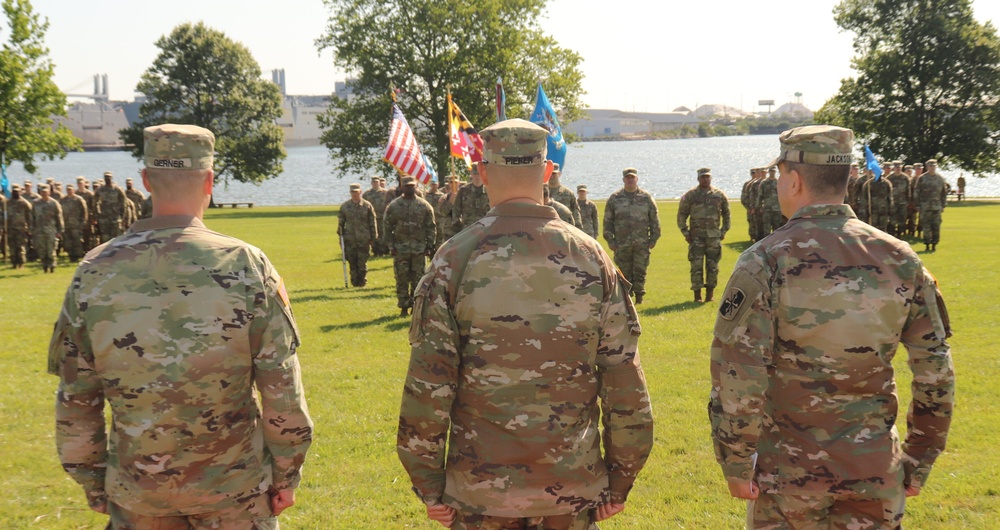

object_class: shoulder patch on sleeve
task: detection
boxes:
[714,267,765,344]
[277,277,290,308]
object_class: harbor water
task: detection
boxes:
[5,135,997,205]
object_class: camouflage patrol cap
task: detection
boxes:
[76,175,86,181]
[577,184,588,191]
[10,184,20,191]
[480,118,548,167]
[37,184,49,191]
[400,176,417,186]
[103,171,113,177]
[66,184,75,190]
[623,167,638,177]
[904,164,914,170]
[24,179,32,185]
[767,125,854,167]
[143,124,215,170]
[697,167,711,177]
[349,183,362,191]
[46,177,55,183]
[892,160,903,166]
[915,162,924,167]
[126,177,134,183]
[926,159,938,166]
[552,162,561,174]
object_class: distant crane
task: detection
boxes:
[64,74,109,102]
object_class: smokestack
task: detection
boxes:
[280,69,286,96]
[94,74,100,96]
[102,74,109,98]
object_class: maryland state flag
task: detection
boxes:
[447,94,483,169]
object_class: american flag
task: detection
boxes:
[384,104,432,184]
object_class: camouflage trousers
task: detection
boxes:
[746,211,756,240]
[393,252,426,308]
[613,244,650,295]
[343,241,371,287]
[753,212,766,241]
[763,211,784,235]
[63,226,86,262]
[33,230,59,269]
[889,205,908,236]
[452,509,597,530]
[107,491,277,530]
[921,209,943,245]
[866,210,890,233]
[7,229,28,266]
[687,236,722,290]
[99,218,123,243]
[747,490,905,530]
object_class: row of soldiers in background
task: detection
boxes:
[339,163,620,313]
[2,172,150,271]
[846,159,950,252]
[740,166,785,243]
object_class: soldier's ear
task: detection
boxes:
[479,163,490,186]
[543,160,554,183]
[203,170,214,195]
[141,170,152,193]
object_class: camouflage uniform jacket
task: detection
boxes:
[916,172,948,211]
[550,199,575,225]
[126,187,146,208]
[60,195,89,228]
[397,202,653,516]
[384,195,436,255]
[96,184,127,220]
[363,187,389,217]
[677,186,730,239]
[424,190,444,210]
[710,204,954,498]
[452,182,490,231]
[337,198,378,244]
[579,198,599,239]
[748,179,765,212]
[859,177,894,215]
[548,184,582,227]
[33,198,64,234]
[603,188,660,248]
[887,171,911,207]
[740,178,755,210]
[49,216,313,515]
[759,176,781,213]
[7,195,33,232]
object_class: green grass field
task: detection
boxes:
[1,200,997,529]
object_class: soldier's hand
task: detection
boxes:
[649,242,656,249]
[595,503,626,521]
[685,234,692,243]
[905,484,921,497]
[426,503,456,527]
[89,501,108,514]
[270,488,296,516]
[726,479,759,500]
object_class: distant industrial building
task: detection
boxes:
[564,103,813,140]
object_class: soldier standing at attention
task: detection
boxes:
[544,184,575,224]
[740,168,758,241]
[859,170,894,232]
[916,159,949,252]
[60,185,89,263]
[677,168,730,302]
[384,176,436,316]
[423,180,445,253]
[363,176,389,256]
[338,183,378,287]
[547,162,583,228]
[749,168,767,241]
[577,184,599,239]
[398,119,653,529]
[7,185,32,268]
[96,171,128,242]
[125,177,150,220]
[758,166,783,235]
[709,125,954,529]
[49,124,312,528]
[436,176,459,246]
[886,160,911,237]
[47,178,63,200]
[22,180,39,201]
[33,184,64,273]
[956,174,966,201]
[452,163,491,232]
[604,167,660,304]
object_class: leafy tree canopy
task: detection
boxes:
[316,0,585,182]
[0,0,80,173]
[816,0,1000,175]
[120,22,286,185]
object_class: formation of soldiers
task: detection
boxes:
[3,172,150,270]
[739,165,784,243]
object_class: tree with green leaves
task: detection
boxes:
[816,0,1000,175]
[316,0,584,181]
[0,0,80,175]
[120,22,285,185]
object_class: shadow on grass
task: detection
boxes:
[292,291,389,304]
[207,209,331,220]
[640,300,705,315]
[725,240,754,252]
[319,313,410,332]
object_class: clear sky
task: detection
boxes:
[25,0,1000,114]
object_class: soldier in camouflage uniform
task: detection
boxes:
[96,171,128,242]
[49,124,312,528]
[844,163,859,205]
[60,185,89,263]
[886,160,911,237]
[423,180,445,253]
[398,119,653,530]
[384,176,436,316]
[916,159,948,252]
[547,163,582,228]
[338,183,378,287]
[603,167,660,304]
[677,168,730,302]
[22,180,39,201]
[47,178,63,200]
[6,185,32,268]
[452,163,491,232]
[740,168,758,241]
[858,172,893,232]
[436,176,459,247]
[32,184,64,272]
[758,166,783,235]
[710,125,954,529]
[544,184,575,224]
[125,178,150,220]
[577,184,599,239]
[363,176,389,256]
